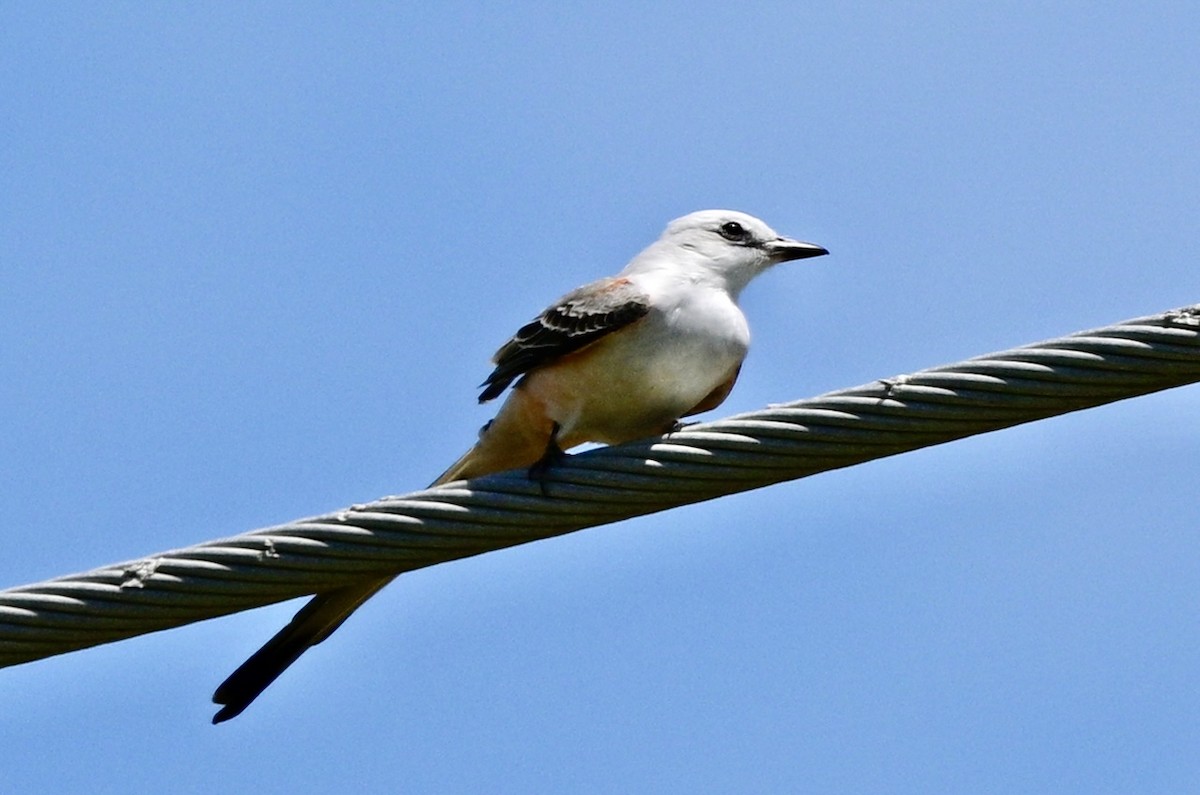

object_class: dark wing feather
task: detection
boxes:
[478,276,651,402]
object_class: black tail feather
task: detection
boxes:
[211,577,391,723]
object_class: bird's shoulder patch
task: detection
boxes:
[478,276,651,402]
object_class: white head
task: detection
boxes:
[625,210,827,297]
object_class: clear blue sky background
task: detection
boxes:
[3,3,1198,792]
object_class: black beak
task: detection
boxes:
[766,237,829,262]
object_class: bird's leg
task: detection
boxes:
[528,422,566,495]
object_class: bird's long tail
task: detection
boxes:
[211,574,394,723]
[210,460,478,724]
[211,394,553,723]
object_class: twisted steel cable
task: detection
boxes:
[2,304,1198,668]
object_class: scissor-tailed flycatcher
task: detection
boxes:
[212,209,828,722]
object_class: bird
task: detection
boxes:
[211,209,828,722]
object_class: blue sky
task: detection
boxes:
[2,3,1198,792]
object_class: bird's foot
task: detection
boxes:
[668,420,698,435]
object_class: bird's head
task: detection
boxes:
[631,210,828,296]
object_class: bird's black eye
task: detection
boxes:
[718,221,749,242]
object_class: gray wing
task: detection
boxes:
[478,276,651,402]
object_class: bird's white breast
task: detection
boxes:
[632,278,750,392]
[530,273,750,445]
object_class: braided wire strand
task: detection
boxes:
[2,304,1197,666]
